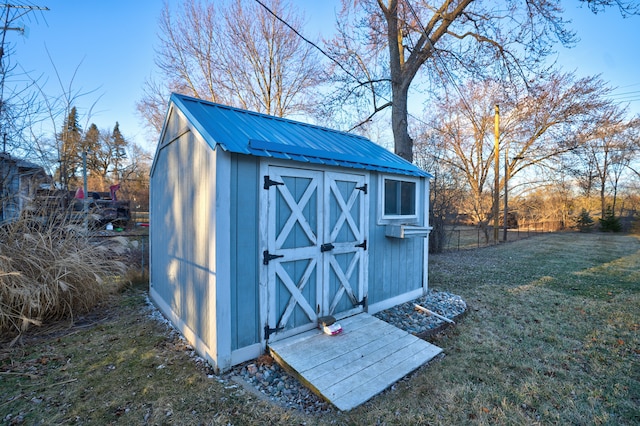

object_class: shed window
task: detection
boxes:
[383,178,417,217]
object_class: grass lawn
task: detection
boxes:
[1,232,638,424]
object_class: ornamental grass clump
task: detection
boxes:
[0,212,128,337]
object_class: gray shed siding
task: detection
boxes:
[229,154,261,350]
[150,125,215,348]
[367,173,426,309]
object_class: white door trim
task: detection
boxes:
[260,163,369,343]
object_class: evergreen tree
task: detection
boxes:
[82,123,101,171]
[111,122,128,182]
[83,123,110,188]
[575,208,595,233]
[57,107,83,190]
[599,206,622,232]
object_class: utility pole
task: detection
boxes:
[493,104,500,244]
[82,150,88,233]
[503,143,509,242]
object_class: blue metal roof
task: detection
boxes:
[170,93,432,178]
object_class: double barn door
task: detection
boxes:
[263,166,369,342]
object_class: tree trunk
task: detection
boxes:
[600,186,606,218]
[391,83,413,162]
[384,0,414,163]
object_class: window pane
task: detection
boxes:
[384,178,416,217]
[400,181,416,215]
[384,179,399,215]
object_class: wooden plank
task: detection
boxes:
[301,329,409,378]
[269,315,402,373]
[268,313,378,352]
[268,313,443,411]
[331,341,442,410]
[322,338,439,397]
[303,324,413,382]
[308,333,422,391]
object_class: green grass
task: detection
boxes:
[1,232,638,425]
[424,232,640,425]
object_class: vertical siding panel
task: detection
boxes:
[391,238,401,297]
[150,114,214,352]
[229,158,238,350]
[181,129,212,347]
[366,173,425,308]
[231,156,260,350]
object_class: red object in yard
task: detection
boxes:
[75,187,85,199]
[109,184,121,201]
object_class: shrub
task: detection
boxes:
[574,208,594,233]
[599,206,622,232]
[0,211,128,338]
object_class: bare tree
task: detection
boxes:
[570,108,640,217]
[419,72,613,237]
[138,0,322,134]
[0,3,49,158]
[326,0,637,162]
[414,127,467,252]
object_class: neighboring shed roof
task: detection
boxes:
[169,93,432,178]
[0,153,48,177]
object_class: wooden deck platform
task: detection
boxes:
[268,313,443,411]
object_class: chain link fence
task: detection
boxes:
[441,222,564,252]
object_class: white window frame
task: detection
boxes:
[378,174,421,224]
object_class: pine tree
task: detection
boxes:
[575,208,594,233]
[82,123,111,190]
[599,206,622,232]
[111,122,128,182]
[57,107,83,190]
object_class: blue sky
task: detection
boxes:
[7,1,640,152]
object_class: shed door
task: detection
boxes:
[264,166,368,342]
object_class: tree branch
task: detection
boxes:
[348,101,392,132]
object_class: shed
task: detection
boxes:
[150,93,434,373]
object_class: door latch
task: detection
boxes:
[320,243,335,252]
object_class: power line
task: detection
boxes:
[252,0,365,86]
[403,0,492,134]
[252,0,459,133]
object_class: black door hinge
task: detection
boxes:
[264,324,284,340]
[355,296,367,307]
[356,183,368,194]
[355,240,367,250]
[263,175,284,190]
[263,250,284,265]
[320,243,335,252]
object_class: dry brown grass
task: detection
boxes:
[0,212,128,338]
[0,232,638,425]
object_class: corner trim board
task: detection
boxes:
[149,287,221,372]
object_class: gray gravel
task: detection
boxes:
[219,290,467,413]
